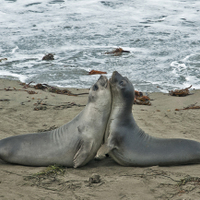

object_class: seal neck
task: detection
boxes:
[112,101,133,114]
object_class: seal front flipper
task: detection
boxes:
[107,134,120,151]
[95,137,116,160]
[107,135,131,166]
[95,143,110,160]
[73,140,94,168]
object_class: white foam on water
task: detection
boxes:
[0,70,28,83]
[0,0,200,92]
[11,46,19,54]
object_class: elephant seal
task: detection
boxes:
[0,75,111,168]
[105,71,200,166]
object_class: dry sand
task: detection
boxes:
[0,78,200,200]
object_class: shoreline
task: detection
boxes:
[0,78,200,199]
[2,75,198,93]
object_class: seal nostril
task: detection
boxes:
[111,71,123,84]
[98,76,108,87]
[113,71,118,77]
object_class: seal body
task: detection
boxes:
[105,71,200,166]
[0,76,111,168]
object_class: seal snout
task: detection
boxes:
[98,75,108,88]
[109,71,123,84]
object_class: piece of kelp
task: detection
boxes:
[169,85,192,97]
[89,70,107,75]
[175,102,200,111]
[134,90,151,106]
[105,47,130,56]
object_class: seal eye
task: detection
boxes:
[119,80,126,86]
[93,84,99,91]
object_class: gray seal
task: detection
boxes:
[0,76,111,168]
[105,71,200,166]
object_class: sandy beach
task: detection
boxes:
[0,78,200,200]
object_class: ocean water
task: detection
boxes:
[0,0,200,92]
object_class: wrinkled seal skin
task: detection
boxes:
[0,76,111,168]
[105,71,200,166]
